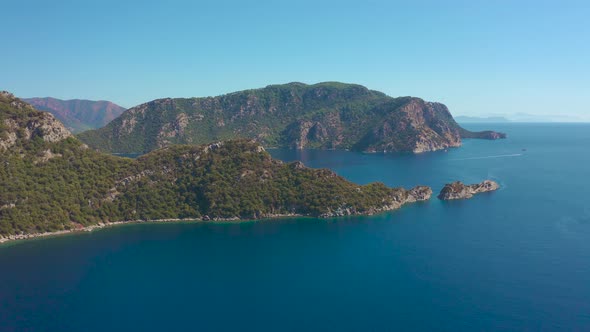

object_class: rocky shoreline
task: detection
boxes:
[2,180,502,245]
[0,179,501,245]
[0,184,433,245]
[1,188,431,246]
[0,215,298,245]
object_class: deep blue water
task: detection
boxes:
[1,123,590,331]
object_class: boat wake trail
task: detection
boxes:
[450,153,522,161]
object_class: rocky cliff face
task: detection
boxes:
[438,180,500,200]
[23,97,126,133]
[359,100,463,153]
[77,82,505,154]
[0,91,72,152]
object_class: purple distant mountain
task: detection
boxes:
[23,97,126,133]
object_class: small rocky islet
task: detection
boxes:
[437,180,500,200]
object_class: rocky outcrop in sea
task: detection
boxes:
[437,180,499,200]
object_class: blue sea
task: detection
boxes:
[1,123,589,331]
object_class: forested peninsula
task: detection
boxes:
[0,91,431,240]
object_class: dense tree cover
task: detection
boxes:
[111,141,410,222]
[1,93,421,236]
[0,138,410,236]
[0,138,131,234]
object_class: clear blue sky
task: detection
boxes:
[2,0,589,121]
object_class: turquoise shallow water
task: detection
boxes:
[1,123,590,331]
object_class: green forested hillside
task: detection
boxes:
[0,92,431,237]
[77,82,505,154]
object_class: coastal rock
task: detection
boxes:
[318,185,432,218]
[407,186,433,202]
[438,180,500,200]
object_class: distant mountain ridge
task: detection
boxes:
[455,116,510,123]
[77,82,505,154]
[23,97,125,133]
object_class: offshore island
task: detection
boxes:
[1,83,504,242]
[77,82,505,154]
